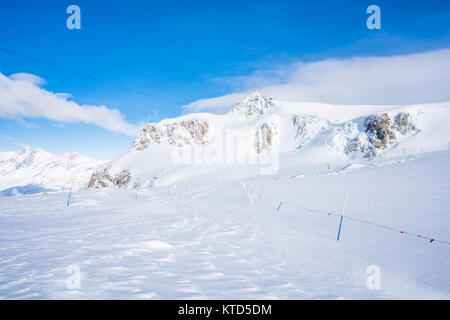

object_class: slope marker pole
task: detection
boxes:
[66,180,74,207]
[337,191,349,241]
[276,192,287,212]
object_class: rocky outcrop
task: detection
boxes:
[179,119,210,145]
[395,112,417,135]
[291,111,418,158]
[88,168,113,188]
[254,123,277,153]
[132,118,210,150]
[293,114,320,137]
[132,124,164,150]
[364,113,397,150]
[233,92,274,117]
[292,114,330,150]
[347,111,418,157]
[114,169,132,187]
[88,167,132,189]
[345,138,362,154]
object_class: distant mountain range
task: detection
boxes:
[1,92,449,193]
[0,146,105,193]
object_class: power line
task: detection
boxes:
[0,47,184,105]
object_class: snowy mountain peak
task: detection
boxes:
[0,147,106,193]
[17,145,32,154]
[16,145,45,157]
[232,92,275,117]
[3,146,52,170]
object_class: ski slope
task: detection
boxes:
[1,150,449,299]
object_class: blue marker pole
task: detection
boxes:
[337,216,344,241]
[276,193,287,212]
[66,180,74,207]
[337,191,349,241]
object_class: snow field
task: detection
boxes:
[0,151,449,299]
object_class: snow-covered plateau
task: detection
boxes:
[0,93,449,299]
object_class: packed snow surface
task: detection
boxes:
[1,94,450,299]
[0,150,449,299]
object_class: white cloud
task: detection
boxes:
[0,72,139,136]
[8,73,47,86]
[183,93,248,114]
[183,49,450,113]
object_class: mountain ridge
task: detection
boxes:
[1,93,449,192]
[87,93,450,189]
[0,146,106,193]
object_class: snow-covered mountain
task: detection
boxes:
[0,146,106,193]
[2,93,450,299]
[88,92,450,189]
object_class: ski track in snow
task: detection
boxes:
[0,152,449,299]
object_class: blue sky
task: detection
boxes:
[0,0,449,159]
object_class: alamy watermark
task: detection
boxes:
[366,5,381,30]
[366,265,381,290]
[66,5,81,30]
[170,128,280,175]
[66,264,81,290]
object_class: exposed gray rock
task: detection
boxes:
[345,138,362,155]
[293,115,321,138]
[292,114,330,150]
[132,118,210,150]
[114,169,132,188]
[88,167,114,188]
[364,113,396,151]
[180,119,210,145]
[347,111,418,158]
[395,112,416,135]
[88,167,132,189]
[233,92,274,117]
[132,124,163,150]
[254,123,277,153]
